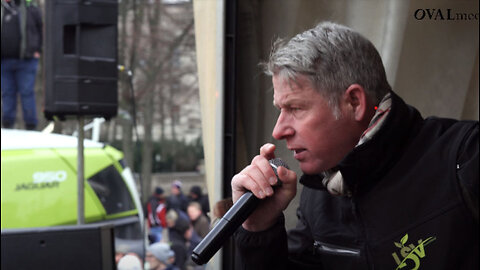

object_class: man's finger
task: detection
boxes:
[260,143,276,159]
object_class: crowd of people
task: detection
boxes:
[116,180,210,270]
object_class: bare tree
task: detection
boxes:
[140,0,162,200]
[117,1,198,199]
[118,0,146,169]
[35,2,200,197]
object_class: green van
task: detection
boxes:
[1,128,145,256]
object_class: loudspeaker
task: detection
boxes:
[44,0,118,120]
[1,224,115,270]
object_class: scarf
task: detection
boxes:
[322,93,392,196]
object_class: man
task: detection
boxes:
[167,180,188,212]
[188,185,210,218]
[187,201,210,238]
[165,208,193,270]
[145,242,179,270]
[145,187,167,243]
[1,0,42,130]
[232,22,478,269]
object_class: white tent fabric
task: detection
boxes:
[193,0,224,268]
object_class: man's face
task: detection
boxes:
[145,252,161,269]
[187,205,201,221]
[171,186,180,195]
[272,75,360,175]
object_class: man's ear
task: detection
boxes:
[344,84,370,122]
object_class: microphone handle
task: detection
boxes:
[191,191,259,265]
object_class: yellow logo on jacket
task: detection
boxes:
[392,233,436,270]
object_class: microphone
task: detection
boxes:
[191,158,289,265]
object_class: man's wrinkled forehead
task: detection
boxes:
[272,75,317,107]
[274,72,316,89]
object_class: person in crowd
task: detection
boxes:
[165,207,204,270]
[187,201,210,238]
[183,224,204,270]
[210,198,233,228]
[145,186,167,243]
[1,0,42,130]
[166,209,190,270]
[166,180,189,212]
[146,242,179,270]
[231,21,478,269]
[115,244,131,264]
[187,185,210,218]
[117,253,143,270]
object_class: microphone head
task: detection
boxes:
[269,158,289,168]
[268,158,289,184]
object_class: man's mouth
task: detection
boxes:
[291,148,307,159]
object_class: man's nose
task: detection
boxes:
[272,112,294,140]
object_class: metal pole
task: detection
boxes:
[77,116,85,225]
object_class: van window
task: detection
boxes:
[87,165,135,214]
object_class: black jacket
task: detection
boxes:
[235,91,478,269]
[1,0,43,59]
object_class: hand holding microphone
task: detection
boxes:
[232,143,297,232]
[191,144,297,265]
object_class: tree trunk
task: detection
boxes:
[122,120,134,169]
[121,0,144,171]
[141,85,154,200]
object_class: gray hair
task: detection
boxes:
[264,22,391,116]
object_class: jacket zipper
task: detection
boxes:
[313,241,361,257]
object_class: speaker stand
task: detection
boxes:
[77,116,85,225]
